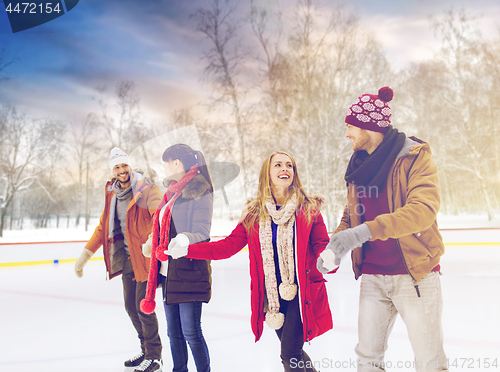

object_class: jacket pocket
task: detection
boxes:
[175,258,203,281]
[413,228,442,258]
[307,279,328,318]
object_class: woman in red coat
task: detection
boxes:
[165,151,335,372]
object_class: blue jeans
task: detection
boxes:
[164,301,210,372]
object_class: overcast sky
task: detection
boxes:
[0,0,499,126]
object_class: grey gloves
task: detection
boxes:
[317,223,372,272]
[74,248,94,278]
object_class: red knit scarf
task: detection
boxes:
[140,165,198,314]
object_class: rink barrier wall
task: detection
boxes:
[0,240,88,246]
[0,257,103,267]
[0,231,499,268]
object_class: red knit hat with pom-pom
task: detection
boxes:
[345,87,393,133]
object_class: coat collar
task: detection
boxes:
[177,173,212,200]
[397,136,431,159]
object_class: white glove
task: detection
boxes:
[165,233,189,259]
[326,224,372,262]
[142,234,153,258]
[317,249,339,273]
[75,248,94,278]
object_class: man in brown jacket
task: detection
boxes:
[74,147,163,372]
[318,88,448,371]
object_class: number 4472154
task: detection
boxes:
[5,3,62,14]
[446,358,498,369]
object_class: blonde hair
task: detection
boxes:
[242,151,322,232]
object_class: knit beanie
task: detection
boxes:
[345,87,394,133]
[109,147,131,170]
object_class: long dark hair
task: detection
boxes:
[162,144,213,192]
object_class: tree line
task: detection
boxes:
[0,1,499,237]
[191,1,500,228]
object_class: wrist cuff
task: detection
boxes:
[83,248,95,258]
[359,223,372,240]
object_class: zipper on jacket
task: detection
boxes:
[293,225,308,343]
[391,155,421,298]
[414,283,421,297]
[395,238,420,297]
[251,239,263,341]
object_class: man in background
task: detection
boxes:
[75,147,163,372]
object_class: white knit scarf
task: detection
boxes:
[259,194,297,330]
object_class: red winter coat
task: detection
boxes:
[187,210,334,343]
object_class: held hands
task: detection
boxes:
[316,249,339,274]
[325,224,372,268]
[164,233,189,259]
[317,224,372,272]
[74,248,94,278]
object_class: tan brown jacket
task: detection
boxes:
[85,175,162,282]
[335,137,444,283]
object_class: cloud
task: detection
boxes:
[0,0,499,123]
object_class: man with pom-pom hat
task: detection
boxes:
[317,87,449,371]
[74,147,163,372]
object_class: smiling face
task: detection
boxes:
[113,163,131,188]
[344,124,384,154]
[345,124,371,152]
[269,153,294,203]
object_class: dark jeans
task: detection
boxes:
[275,295,317,372]
[164,301,211,372]
[122,258,162,360]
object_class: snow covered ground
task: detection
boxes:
[0,214,499,371]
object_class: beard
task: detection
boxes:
[352,131,371,152]
[118,174,131,187]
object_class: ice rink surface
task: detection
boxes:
[0,231,499,371]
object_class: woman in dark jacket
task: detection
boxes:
[141,144,213,372]
[164,151,336,372]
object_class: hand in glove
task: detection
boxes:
[165,233,189,259]
[75,248,94,278]
[325,223,372,263]
[142,233,153,258]
[317,249,340,274]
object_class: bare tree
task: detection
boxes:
[93,80,148,154]
[32,120,66,228]
[193,0,252,198]
[66,113,102,227]
[397,9,500,218]
[0,45,16,83]
[0,106,65,236]
[250,1,290,148]
[248,0,392,228]
[430,9,498,219]
[483,34,500,198]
